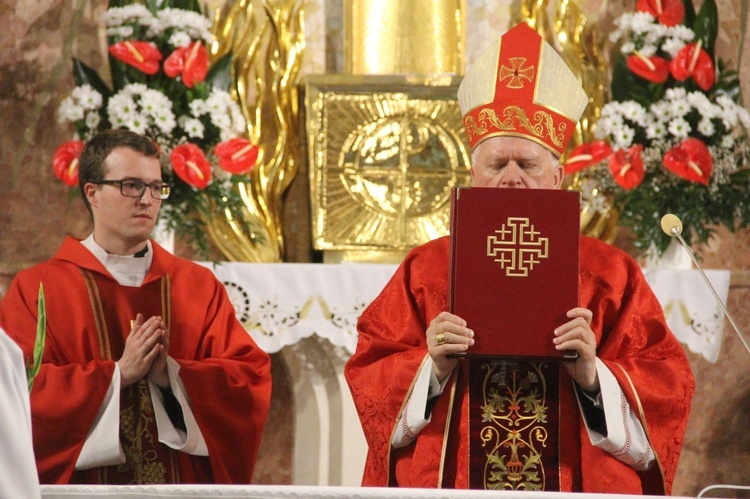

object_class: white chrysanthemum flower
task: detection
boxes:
[665,87,687,100]
[630,12,656,33]
[181,117,205,138]
[125,114,149,135]
[668,98,691,117]
[662,38,686,57]
[649,101,671,119]
[649,23,669,39]
[107,93,138,122]
[613,125,635,149]
[151,8,212,42]
[697,118,715,136]
[70,84,103,110]
[57,97,84,123]
[139,89,172,117]
[84,111,101,130]
[102,4,153,27]
[189,99,207,116]
[169,31,192,48]
[153,111,176,135]
[106,26,135,38]
[210,112,232,131]
[668,117,691,138]
[121,83,149,98]
[669,25,695,41]
[621,101,648,125]
[620,41,636,55]
[638,44,657,57]
[646,121,667,139]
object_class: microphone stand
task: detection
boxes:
[668,226,750,356]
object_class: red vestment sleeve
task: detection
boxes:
[345,238,451,486]
[0,261,117,483]
[577,236,695,494]
[169,265,272,483]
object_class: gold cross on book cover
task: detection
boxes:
[449,187,581,360]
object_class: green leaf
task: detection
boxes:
[682,0,696,28]
[206,52,234,92]
[693,0,718,57]
[27,283,46,393]
[72,58,113,99]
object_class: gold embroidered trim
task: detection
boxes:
[464,106,566,148]
[612,362,666,491]
[438,368,458,489]
[80,270,111,360]
[387,353,430,486]
[161,275,171,332]
[478,361,549,490]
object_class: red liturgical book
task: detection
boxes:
[449,187,580,360]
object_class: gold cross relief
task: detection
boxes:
[487,217,549,277]
[498,57,535,89]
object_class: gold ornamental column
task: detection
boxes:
[345,0,465,75]
[307,0,471,263]
[205,0,305,262]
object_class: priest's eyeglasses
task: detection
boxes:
[96,179,171,200]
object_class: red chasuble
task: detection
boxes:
[345,235,694,494]
[0,237,272,484]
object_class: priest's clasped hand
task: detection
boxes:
[554,307,599,393]
[427,311,474,382]
[116,313,170,388]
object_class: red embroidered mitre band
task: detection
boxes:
[458,23,589,157]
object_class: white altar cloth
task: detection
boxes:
[205,263,730,362]
[39,484,690,498]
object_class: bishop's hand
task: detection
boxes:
[554,307,599,392]
[427,311,474,382]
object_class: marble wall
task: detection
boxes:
[1,0,750,494]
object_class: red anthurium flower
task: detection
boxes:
[163,41,209,88]
[626,52,669,83]
[663,137,713,185]
[669,41,715,91]
[564,140,613,174]
[108,41,163,75]
[53,140,84,187]
[608,144,645,190]
[636,0,684,26]
[170,143,212,189]
[214,138,259,175]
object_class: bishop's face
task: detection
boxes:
[470,136,564,190]
[84,147,163,255]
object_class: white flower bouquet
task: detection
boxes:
[565,0,750,256]
[53,0,259,255]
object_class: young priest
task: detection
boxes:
[0,129,272,484]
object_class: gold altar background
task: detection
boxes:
[1,0,750,494]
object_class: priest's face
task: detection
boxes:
[84,147,163,255]
[470,136,564,189]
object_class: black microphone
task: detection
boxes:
[660,214,750,356]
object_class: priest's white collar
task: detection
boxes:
[81,235,153,287]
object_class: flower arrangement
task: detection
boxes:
[53,0,259,255]
[565,0,750,256]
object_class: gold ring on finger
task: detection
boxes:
[436,332,446,345]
